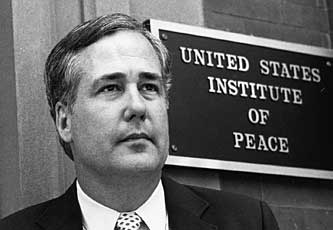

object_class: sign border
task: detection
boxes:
[149,19,333,180]
[150,19,333,57]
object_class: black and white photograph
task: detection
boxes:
[1,1,332,229]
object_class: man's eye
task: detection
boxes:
[141,83,159,93]
[99,84,121,93]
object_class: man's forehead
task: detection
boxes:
[75,30,162,85]
[82,31,158,61]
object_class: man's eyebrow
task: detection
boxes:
[90,72,163,93]
[139,72,163,81]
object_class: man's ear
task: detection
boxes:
[55,102,72,143]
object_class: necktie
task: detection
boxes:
[114,212,149,230]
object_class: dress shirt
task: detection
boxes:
[77,180,168,230]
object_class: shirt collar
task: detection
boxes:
[77,180,166,230]
[136,181,167,230]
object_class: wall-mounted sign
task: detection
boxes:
[148,19,333,180]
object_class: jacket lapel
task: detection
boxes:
[35,177,218,230]
[35,182,82,230]
[162,176,217,230]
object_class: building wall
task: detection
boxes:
[203,0,331,48]
[1,0,332,229]
[0,0,21,217]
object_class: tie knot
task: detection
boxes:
[115,212,143,230]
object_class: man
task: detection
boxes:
[0,14,279,230]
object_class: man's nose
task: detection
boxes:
[123,86,147,122]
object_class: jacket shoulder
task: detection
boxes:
[188,185,279,230]
[0,196,61,230]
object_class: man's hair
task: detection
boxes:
[44,13,172,160]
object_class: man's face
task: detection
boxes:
[69,31,169,176]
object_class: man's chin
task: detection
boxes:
[121,152,166,173]
[112,161,164,177]
[126,141,150,153]
[96,143,168,175]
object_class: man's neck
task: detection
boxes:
[76,168,162,212]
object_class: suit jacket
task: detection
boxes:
[0,176,279,230]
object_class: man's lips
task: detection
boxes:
[119,133,153,143]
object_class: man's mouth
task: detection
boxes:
[120,133,153,143]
